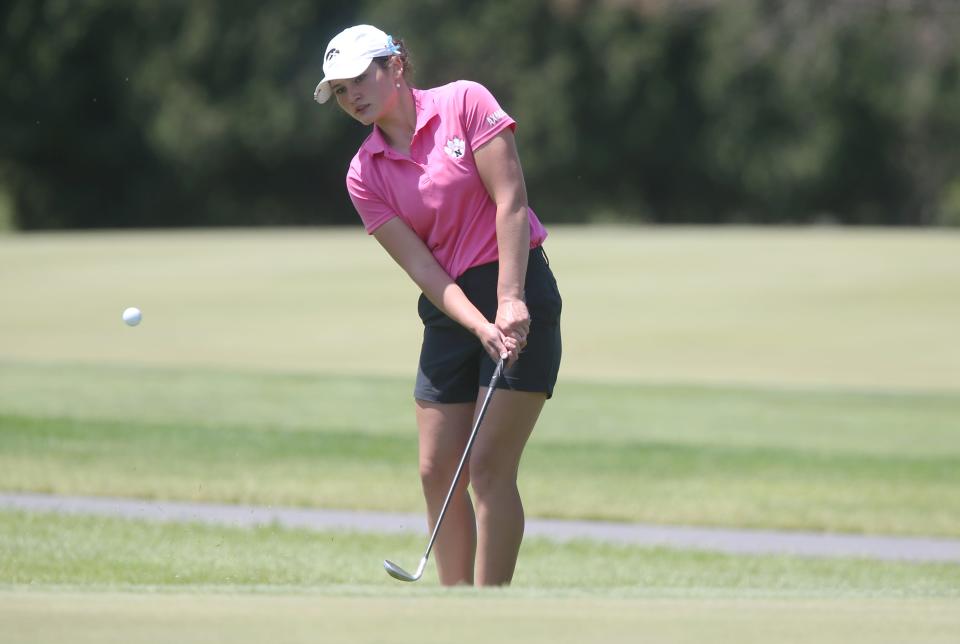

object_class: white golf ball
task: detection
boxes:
[122,307,142,326]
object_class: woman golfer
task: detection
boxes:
[314,25,561,586]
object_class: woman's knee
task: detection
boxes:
[420,458,449,492]
[416,402,474,497]
[468,450,516,500]
[420,456,471,499]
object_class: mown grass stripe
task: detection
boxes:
[2,413,958,536]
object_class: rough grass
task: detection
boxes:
[4,509,959,644]
[3,510,959,596]
[3,510,959,644]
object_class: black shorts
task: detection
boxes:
[415,246,562,403]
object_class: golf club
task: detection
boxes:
[384,357,506,582]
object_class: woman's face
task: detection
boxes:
[330,60,398,125]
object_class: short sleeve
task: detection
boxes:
[457,80,517,152]
[346,162,396,234]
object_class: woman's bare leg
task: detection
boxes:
[416,400,477,586]
[468,389,545,586]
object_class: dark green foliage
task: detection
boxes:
[1,0,959,228]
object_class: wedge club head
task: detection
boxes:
[383,557,425,582]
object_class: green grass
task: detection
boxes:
[4,593,958,644]
[2,363,959,535]
[3,362,959,458]
[2,228,959,532]
[2,511,959,644]
[3,510,959,596]
[1,227,958,390]
[2,227,960,643]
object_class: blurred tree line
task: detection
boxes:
[2,0,959,229]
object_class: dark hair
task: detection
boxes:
[373,37,413,84]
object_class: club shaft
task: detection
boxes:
[419,359,504,565]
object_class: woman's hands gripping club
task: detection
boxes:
[477,296,530,367]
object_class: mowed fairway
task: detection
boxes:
[3,593,959,644]
[3,510,960,643]
[2,226,959,642]
[1,226,959,389]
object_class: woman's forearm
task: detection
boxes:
[407,260,490,336]
[374,219,491,336]
[496,203,530,303]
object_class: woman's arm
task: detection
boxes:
[474,129,532,351]
[373,218,518,362]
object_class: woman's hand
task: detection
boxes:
[495,297,530,366]
[476,321,519,366]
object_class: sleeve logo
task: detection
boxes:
[485,109,507,126]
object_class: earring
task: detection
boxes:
[396,82,401,88]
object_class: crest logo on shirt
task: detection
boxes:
[444,137,466,160]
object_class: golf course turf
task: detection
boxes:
[2,227,958,642]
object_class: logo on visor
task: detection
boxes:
[444,137,466,160]
[325,48,340,62]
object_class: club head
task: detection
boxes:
[383,559,421,582]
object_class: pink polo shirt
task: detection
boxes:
[346,80,548,279]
